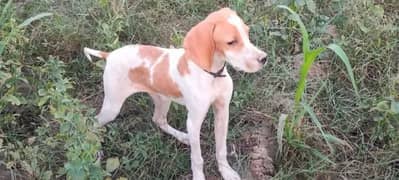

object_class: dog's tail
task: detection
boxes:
[83,47,109,62]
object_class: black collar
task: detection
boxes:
[203,62,226,78]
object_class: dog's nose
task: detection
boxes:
[259,56,267,64]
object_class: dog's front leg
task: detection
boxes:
[213,96,241,180]
[187,103,210,180]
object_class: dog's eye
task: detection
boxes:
[227,40,237,46]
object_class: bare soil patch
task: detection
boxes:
[239,109,277,180]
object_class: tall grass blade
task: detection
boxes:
[0,0,12,26]
[310,148,334,164]
[295,81,327,126]
[327,44,360,99]
[302,103,334,153]
[0,42,5,56]
[324,133,353,151]
[18,12,53,28]
[277,113,288,156]
[292,139,334,164]
[277,5,309,53]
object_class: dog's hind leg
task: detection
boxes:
[96,70,137,126]
[150,94,189,145]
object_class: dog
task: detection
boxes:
[84,7,267,180]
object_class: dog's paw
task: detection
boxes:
[219,166,241,180]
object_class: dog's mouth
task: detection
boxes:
[228,63,244,72]
[224,57,263,73]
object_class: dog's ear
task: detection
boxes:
[183,21,215,71]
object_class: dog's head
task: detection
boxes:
[184,8,267,73]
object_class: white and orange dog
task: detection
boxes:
[84,8,267,180]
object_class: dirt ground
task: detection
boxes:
[240,109,277,180]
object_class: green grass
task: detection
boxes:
[1,0,398,179]
[276,5,359,142]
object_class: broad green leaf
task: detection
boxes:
[18,12,53,28]
[327,44,359,98]
[279,5,327,111]
[106,157,120,173]
[308,47,326,62]
[294,47,326,106]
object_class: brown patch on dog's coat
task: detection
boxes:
[128,66,156,93]
[138,45,164,63]
[129,55,182,98]
[178,54,190,76]
[153,55,182,97]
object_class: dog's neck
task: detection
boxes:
[180,49,227,78]
[203,54,226,78]
[210,54,226,72]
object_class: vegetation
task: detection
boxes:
[276,5,359,143]
[1,0,398,179]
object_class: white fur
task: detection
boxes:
[150,52,167,84]
[84,10,267,180]
[84,47,103,62]
[225,15,267,73]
